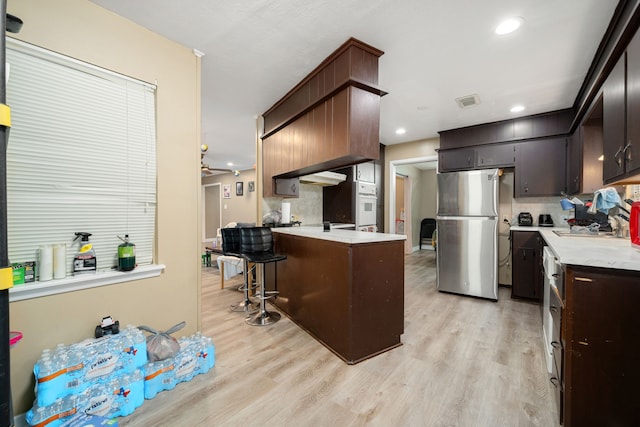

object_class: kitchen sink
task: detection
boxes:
[552,230,617,238]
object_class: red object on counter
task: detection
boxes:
[631,201,640,249]
[9,331,22,347]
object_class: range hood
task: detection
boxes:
[299,171,347,186]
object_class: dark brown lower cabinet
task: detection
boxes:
[511,231,543,301]
[268,232,404,364]
[563,266,640,426]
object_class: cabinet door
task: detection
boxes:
[511,231,542,301]
[475,143,515,168]
[515,137,567,197]
[356,161,375,183]
[603,54,626,182]
[438,148,474,172]
[625,30,640,176]
[564,267,640,427]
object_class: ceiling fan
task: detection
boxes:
[201,144,231,176]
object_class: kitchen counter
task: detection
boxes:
[272,226,406,244]
[510,225,640,272]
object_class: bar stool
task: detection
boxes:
[221,227,258,313]
[239,227,287,326]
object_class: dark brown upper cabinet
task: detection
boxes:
[438,143,515,172]
[261,38,386,197]
[602,53,627,182]
[622,29,640,179]
[515,137,567,197]
[439,109,573,150]
[600,28,640,185]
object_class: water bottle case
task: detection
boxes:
[631,202,640,249]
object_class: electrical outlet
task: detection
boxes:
[503,215,509,222]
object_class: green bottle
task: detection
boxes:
[117,234,136,271]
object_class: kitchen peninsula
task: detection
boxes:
[267,227,405,364]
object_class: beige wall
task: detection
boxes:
[384,138,439,233]
[419,169,438,221]
[201,169,259,227]
[8,0,201,414]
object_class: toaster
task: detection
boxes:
[518,212,533,226]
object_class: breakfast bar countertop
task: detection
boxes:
[271,226,406,245]
[510,226,640,272]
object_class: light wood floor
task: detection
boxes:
[120,250,559,426]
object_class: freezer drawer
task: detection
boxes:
[437,169,499,217]
[436,218,498,300]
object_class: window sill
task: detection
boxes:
[8,264,165,302]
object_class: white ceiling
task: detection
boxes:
[90,0,619,172]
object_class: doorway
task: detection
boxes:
[395,174,412,253]
[389,156,438,252]
[202,183,222,247]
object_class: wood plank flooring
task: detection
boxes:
[119,250,559,426]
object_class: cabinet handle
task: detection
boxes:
[550,306,557,313]
[624,142,632,161]
[552,273,560,278]
[615,146,624,166]
[551,340,562,349]
[550,377,559,388]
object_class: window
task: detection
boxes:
[5,38,157,285]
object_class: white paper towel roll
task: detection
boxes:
[39,245,53,281]
[53,244,66,279]
[281,202,291,224]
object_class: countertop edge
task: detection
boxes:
[511,226,640,272]
[272,226,406,244]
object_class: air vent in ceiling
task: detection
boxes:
[455,94,481,108]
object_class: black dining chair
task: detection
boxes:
[221,227,258,313]
[419,218,437,250]
[239,227,287,326]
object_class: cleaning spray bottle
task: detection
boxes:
[73,232,97,275]
[117,234,136,271]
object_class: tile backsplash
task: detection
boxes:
[262,183,323,225]
[512,196,568,227]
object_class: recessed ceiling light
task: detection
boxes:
[510,105,525,113]
[226,162,233,166]
[495,17,523,35]
[395,128,406,135]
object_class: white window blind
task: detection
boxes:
[5,38,157,276]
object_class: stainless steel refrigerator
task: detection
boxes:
[436,169,499,301]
